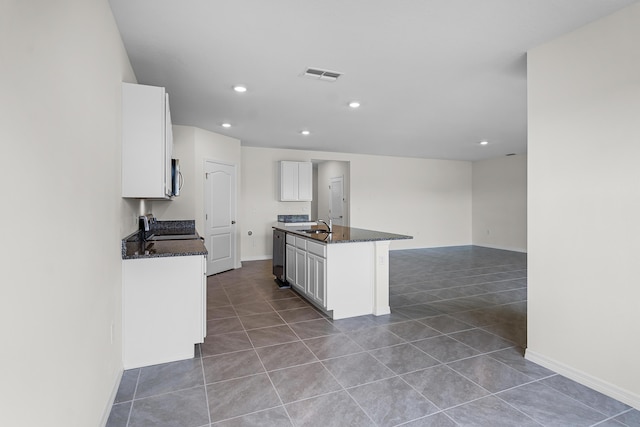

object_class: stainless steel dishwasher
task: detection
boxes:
[272,229,290,288]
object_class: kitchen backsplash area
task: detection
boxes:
[277,214,311,223]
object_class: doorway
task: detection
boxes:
[312,160,350,227]
[204,160,236,275]
[329,176,345,226]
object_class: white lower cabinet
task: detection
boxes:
[122,255,206,369]
[285,235,327,310]
[286,240,308,293]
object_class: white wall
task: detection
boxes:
[241,148,312,260]
[154,125,243,267]
[0,0,137,425]
[472,154,527,252]
[527,3,640,408]
[241,147,472,260]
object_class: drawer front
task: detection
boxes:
[307,240,326,258]
[286,233,295,245]
[295,236,307,250]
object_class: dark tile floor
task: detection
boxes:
[107,246,639,426]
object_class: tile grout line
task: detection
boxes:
[519,377,634,421]
[243,299,295,426]
[125,369,141,427]
[440,355,546,425]
[592,408,636,427]
[389,271,528,288]
[275,302,380,425]
[198,346,212,426]
[315,358,379,426]
[491,392,547,426]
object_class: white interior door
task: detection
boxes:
[329,176,345,226]
[204,161,236,275]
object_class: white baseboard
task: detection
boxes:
[473,243,527,253]
[100,368,124,427]
[241,255,271,262]
[525,349,639,410]
[388,244,527,253]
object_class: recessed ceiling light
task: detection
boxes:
[300,130,310,136]
[479,140,489,145]
[349,101,361,108]
[233,85,247,93]
[222,123,232,128]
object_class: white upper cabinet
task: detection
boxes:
[122,83,173,199]
[280,161,312,201]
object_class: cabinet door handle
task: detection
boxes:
[231,220,236,224]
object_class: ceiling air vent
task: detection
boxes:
[302,67,343,82]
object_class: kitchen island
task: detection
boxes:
[274,224,412,319]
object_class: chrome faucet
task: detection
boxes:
[317,219,332,233]
[138,214,156,241]
[139,215,150,232]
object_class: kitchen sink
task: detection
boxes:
[297,229,331,234]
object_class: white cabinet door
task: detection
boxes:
[285,244,296,285]
[294,247,307,292]
[122,82,173,199]
[315,255,326,306]
[297,162,313,201]
[286,241,306,293]
[280,161,298,201]
[307,252,327,308]
[280,161,312,201]
[306,251,317,299]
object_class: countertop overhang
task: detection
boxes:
[273,224,412,244]
[122,238,207,259]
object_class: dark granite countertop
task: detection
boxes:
[122,220,208,259]
[273,224,412,244]
[122,238,207,259]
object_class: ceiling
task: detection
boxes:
[108,0,637,161]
